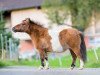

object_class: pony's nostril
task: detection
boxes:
[12,27,14,30]
[12,27,15,31]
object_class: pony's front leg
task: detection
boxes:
[44,56,49,69]
[39,52,45,70]
[39,58,45,70]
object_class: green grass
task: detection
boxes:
[0,48,100,68]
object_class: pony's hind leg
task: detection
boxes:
[73,48,84,70]
[79,59,84,70]
[69,49,77,70]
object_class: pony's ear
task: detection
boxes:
[25,18,30,23]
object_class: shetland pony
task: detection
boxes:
[12,18,87,70]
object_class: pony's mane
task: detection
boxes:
[29,19,44,28]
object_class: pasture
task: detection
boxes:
[0,48,100,68]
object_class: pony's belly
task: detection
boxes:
[48,26,71,51]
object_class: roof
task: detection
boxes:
[0,0,44,11]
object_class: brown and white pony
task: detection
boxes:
[12,18,87,70]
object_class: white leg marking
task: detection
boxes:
[79,59,84,70]
[44,60,49,70]
[38,66,44,70]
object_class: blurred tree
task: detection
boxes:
[42,0,100,31]
[0,11,17,49]
[0,11,6,49]
[0,11,19,59]
[42,0,68,25]
[65,0,100,31]
[0,11,5,33]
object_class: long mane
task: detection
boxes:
[28,19,49,38]
[29,19,44,28]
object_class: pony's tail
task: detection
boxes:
[80,33,87,62]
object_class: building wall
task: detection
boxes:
[18,40,34,53]
[84,12,100,48]
[18,40,37,59]
[84,12,100,36]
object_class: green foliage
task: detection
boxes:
[0,11,19,50]
[46,9,68,25]
[0,48,100,68]
[0,11,5,49]
[65,0,100,31]
[42,0,100,31]
[42,0,68,25]
[42,0,63,8]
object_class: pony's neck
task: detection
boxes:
[28,25,47,48]
[29,32,38,48]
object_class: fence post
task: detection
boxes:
[14,43,18,60]
[58,57,62,67]
[0,11,3,21]
[93,48,99,61]
[5,36,8,59]
[0,34,4,60]
[5,36,8,51]
[9,38,12,60]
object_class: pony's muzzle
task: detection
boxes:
[12,27,16,32]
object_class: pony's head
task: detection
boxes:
[12,18,47,36]
[12,18,31,33]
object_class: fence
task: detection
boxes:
[0,34,18,60]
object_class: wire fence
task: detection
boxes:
[0,34,18,60]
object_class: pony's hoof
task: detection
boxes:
[44,66,49,70]
[70,67,74,70]
[79,67,84,70]
[38,66,44,70]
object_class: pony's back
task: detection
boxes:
[48,25,72,51]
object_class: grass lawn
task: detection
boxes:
[0,48,100,68]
